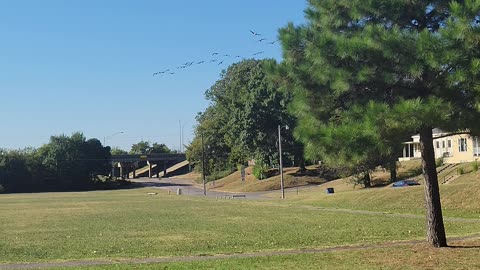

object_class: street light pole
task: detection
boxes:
[278,125,285,199]
[103,131,124,146]
[180,121,189,153]
[104,131,124,180]
[201,131,207,196]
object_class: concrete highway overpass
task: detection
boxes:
[111,153,187,179]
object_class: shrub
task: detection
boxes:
[435,158,444,167]
[472,162,479,172]
[206,168,235,182]
[458,167,465,175]
[253,164,268,180]
[252,156,269,180]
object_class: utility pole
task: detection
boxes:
[201,131,207,196]
[278,125,285,199]
[181,122,189,154]
[179,120,182,153]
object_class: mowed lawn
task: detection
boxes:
[49,239,480,270]
[0,187,479,267]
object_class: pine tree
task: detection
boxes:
[279,0,480,247]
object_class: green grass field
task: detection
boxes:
[285,169,480,219]
[0,170,479,269]
[47,239,480,270]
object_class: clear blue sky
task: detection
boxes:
[0,0,306,151]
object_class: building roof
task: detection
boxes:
[412,128,447,138]
[432,128,447,135]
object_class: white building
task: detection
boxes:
[399,128,480,164]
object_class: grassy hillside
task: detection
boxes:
[282,167,480,219]
[209,160,426,193]
[206,166,326,193]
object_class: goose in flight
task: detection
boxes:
[152,69,170,76]
[249,30,261,36]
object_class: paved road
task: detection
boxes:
[132,177,269,200]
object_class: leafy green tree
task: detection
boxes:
[150,143,171,154]
[0,148,41,192]
[111,147,128,155]
[209,59,299,166]
[83,138,111,179]
[187,59,303,177]
[279,0,480,247]
[186,108,232,176]
[1,133,111,193]
[38,132,111,190]
[129,141,172,155]
[129,141,151,155]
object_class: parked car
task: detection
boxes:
[392,180,420,187]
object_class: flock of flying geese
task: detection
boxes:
[152,30,279,77]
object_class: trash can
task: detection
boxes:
[177,188,182,195]
[326,187,334,194]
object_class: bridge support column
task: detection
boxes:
[119,164,124,180]
[111,161,115,178]
[126,166,130,179]
[147,161,152,178]
[132,166,136,179]
[163,161,167,178]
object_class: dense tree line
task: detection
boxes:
[111,142,173,156]
[129,141,172,155]
[186,59,304,179]
[0,133,111,193]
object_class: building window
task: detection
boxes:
[442,141,445,148]
[459,138,468,152]
[436,141,440,149]
[448,140,452,148]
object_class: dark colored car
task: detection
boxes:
[392,180,420,187]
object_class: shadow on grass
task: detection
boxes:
[291,165,345,182]
[398,167,423,180]
[132,181,192,188]
[448,245,480,249]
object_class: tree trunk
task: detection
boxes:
[298,157,306,172]
[419,126,447,247]
[363,171,371,188]
[389,159,397,183]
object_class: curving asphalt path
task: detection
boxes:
[132,177,270,200]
